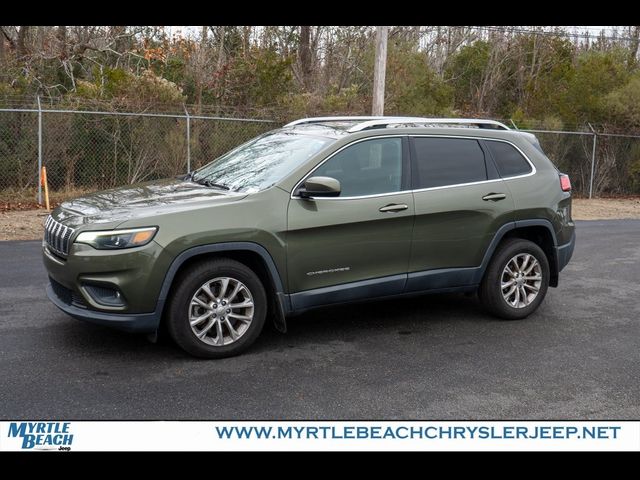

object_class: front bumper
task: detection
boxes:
[43,237,173,332]
[43,239,172,313]
[47,283,160,332]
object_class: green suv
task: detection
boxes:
[43,116,575,358]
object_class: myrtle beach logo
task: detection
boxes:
[7,422,73,450]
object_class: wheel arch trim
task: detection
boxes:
[473,219,558,284]
[155,242,289,327]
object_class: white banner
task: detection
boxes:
[0,421,637,451]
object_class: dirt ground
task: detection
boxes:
[1,198,639,241]
[571,198,640,221]
[0,210,50,241]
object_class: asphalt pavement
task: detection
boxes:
[1,220,639,419]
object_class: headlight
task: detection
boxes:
[75,227,158,250]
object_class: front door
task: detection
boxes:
[287,136,414,297]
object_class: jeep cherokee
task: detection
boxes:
[43,116,575,358]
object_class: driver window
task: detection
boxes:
[312,137,402,197]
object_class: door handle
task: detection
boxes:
[379,203,408,213]
[482,193,507,201]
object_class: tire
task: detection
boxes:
[166,258,267,358]
[479,238,550,320]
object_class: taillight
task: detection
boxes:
[559,174,571,192]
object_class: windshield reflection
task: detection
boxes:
[192,132,333,193]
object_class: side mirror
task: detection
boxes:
[298,176,341,198]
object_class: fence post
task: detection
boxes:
[37,95,43,205]
[183,104,191,173]
[588,123,597,199]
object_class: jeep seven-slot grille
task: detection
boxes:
[44,216,75,256]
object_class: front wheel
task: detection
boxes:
[479,238,550,320]
[166,259,267,358]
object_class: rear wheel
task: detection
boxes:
[166,259,267,358]
[479,239,549,320]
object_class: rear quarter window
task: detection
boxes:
[486,140,532,178]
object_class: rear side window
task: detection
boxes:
[486,140,532,178]
[412,138,487,189]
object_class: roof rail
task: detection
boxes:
[284,116,386,127]
[346,117,511,132]
[284,116,511,132]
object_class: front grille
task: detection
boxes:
[44,216,75,257]
[50,278,88,309]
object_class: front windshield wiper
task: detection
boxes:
[205,181,230,190]
[196,178,230,190]
[177,171,194,181]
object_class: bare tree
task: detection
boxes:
[16,26,30,58]
[297,26,312,89]
[628,26,640,69]
[56,26,67,59]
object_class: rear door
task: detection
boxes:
[407,135,515,291]
[287,136,414,295]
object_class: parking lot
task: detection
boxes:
[1,219,638,419]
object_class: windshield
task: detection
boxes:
[191,131,333,193]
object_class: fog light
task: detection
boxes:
[83,284,126,307]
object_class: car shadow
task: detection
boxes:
[252,292,491,352]
[54,292,491,360]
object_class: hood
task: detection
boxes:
[54,178,246,228]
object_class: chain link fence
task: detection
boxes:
[0,104,278,203]
[0,110,38,195]
[515,128,640,198]
[2,105,640,203]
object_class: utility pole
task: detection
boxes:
[372,26,388,116]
